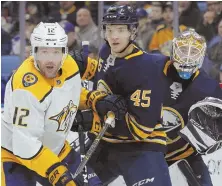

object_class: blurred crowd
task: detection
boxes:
[1,1,222,82]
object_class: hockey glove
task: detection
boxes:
[71,110,94,132]
[95,94,127,120]
[71,50,87,78]
[46,162,76,186]
[86,90,108,111]
[71,49,98,81]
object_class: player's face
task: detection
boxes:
[163,8,173,24]
[151,6,163,21]
[35,47,63,78]
[105,25,131,53]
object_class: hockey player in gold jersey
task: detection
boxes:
[1,22,103,186]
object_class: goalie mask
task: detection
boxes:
[30,22,68,72]
[179,97,222,155]
[171,29,206,80]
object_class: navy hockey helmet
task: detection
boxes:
[102,5,138,27]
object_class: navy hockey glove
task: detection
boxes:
[71,49,98,81]
[71,110,94,132]
[70,50,87,78]
[95,94,127,120]
[46,162,77,186]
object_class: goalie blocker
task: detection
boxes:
[179,97,222,155]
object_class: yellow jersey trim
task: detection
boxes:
[125,45,143,60]
[12,55,79,102]
[163,60,172,75]
[1,162,6,186]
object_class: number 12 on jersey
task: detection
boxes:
[130,90,151,107]
[13,107,30,127]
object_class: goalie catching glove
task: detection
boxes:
[179,97,222,155]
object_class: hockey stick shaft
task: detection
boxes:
[73,112,115,179]
[78,125,88,185]
[178,160,202,186]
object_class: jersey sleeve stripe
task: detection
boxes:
[11,73,15,91]
[16,146,61,177]
[128,113,154,133]
[14,145,43,160]
[39,87,53,103]
[126,114,147,140]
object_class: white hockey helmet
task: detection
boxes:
[30,22,68,70]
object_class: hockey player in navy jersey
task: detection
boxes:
[161,29,222,186]
[73,5,172,186]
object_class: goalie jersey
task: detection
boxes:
[162,61,222,161]
[1,55,81,177]
[90,43,168,152]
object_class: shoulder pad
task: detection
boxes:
[194,71,219,94]
[12,57,52,102]
[156,24,166,32]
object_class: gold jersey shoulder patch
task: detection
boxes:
[22,73,38,87]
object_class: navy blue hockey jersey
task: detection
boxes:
[90,43,169,152]
[161,61,222,161]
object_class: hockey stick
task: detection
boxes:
[177,160,202,186]
[73,112,115,179]
[78,125,88,186]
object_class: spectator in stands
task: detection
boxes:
[11,17,37,55]
[25,42,31,58]
[196,10,217,42]
[207,19,222,81]
[76,7,102,52]
[136,8,154,51]
[179,2,202,29]
[149,2,187,56]
[207,1,221,15]
[150,2,164,30]
[59,20,80,54]
[1,28,12,55]
[197,1,222,42]
[207,1,222,31]
[1,4,13,33]
[26,2,41,24]
[48,1,78,26]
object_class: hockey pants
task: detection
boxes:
[1,148,102,186]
